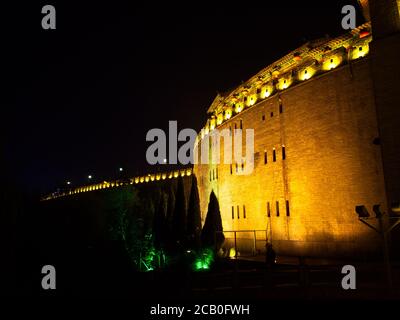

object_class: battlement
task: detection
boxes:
[201,23,372,138]
[41,167,193,201]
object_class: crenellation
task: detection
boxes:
[203,23,372,137]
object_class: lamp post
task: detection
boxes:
[356,204,400,287]
[117,167,125,181]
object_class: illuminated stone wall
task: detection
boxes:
[194,33,388,258]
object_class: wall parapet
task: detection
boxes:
[201,22,372,140]
[41,167,193,201]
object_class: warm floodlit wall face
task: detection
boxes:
[194,58,387,258]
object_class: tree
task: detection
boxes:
[106,186,156,269]
[186,175,201,250]
[201,190,224,250]
[153,192,167,250]
[171,176,186,250]
[107,187,138,247]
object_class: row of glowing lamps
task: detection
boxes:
[47,167,193,199]
[203,43,370,136]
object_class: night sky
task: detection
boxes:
[3,1,362,195]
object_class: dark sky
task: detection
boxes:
[2,1,362,195]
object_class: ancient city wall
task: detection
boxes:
[195,57,387,258]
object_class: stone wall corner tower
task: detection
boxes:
[368,0,400,214]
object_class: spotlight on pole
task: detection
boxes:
[88,175,92,180]
[355,205,370,218]
[119,167,123,172]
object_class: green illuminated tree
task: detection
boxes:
[201,190,224,250]
[106,186,157,269]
